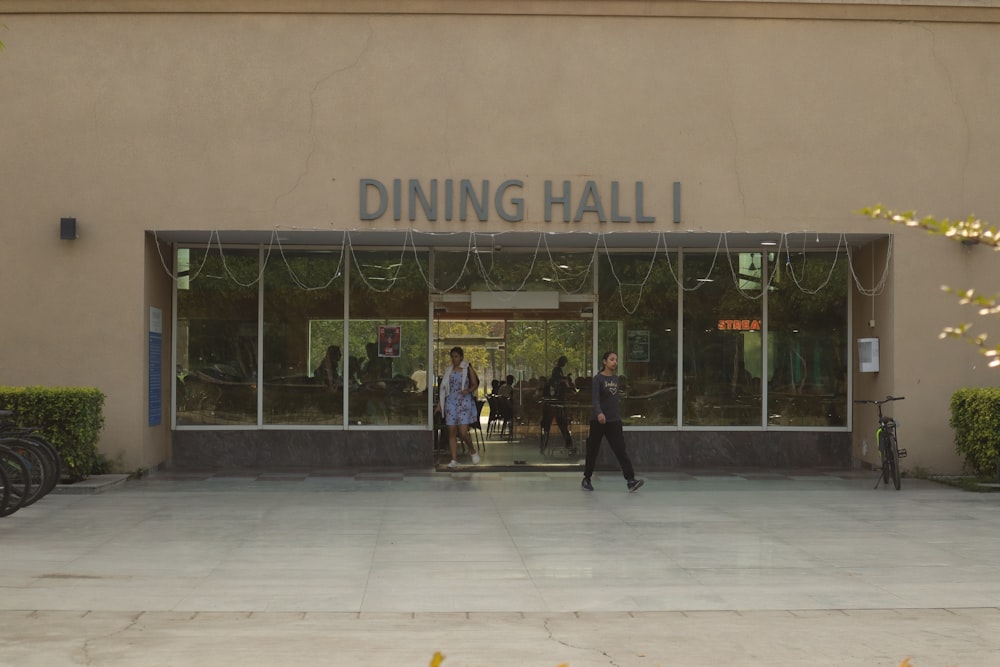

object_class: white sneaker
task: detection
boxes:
[447,460,459,469]
[471,452,481,464]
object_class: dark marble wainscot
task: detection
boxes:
[171,429,431,469]
[594,430,851,471]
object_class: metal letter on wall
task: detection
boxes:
[495,179,524,222]
[545,180,571,222]
[573,181,607,223]
[359,179,388,220]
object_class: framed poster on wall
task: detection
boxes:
[627,329,650,363]
[379,325,401,358]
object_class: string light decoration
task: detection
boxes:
[153,228,894,300]
[599,232,665,315]
[660,233,724,292]
[782,233,849,296]
[722,232,781,301]
[470,232,544,294]
[541,233,598,295]
[276,231,347,291]
[847,233,893,297]
[406,228,474,293]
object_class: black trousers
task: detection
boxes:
[584,419,635,481]
[541,404,574,446]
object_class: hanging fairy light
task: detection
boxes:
[153,227,894,301]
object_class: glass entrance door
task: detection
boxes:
[431,302,595,469]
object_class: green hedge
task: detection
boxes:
[950,387,1000,476]
[0,386,106,482]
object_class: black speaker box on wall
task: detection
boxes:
[60,217,77,240]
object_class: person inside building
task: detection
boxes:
[410,363,428,393]
[541,355,576,452]
[490,374,517,439]
[315,345,342,390]
[497,374,515,399]
[361,342,389,383]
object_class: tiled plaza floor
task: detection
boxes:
[1,470,998,666]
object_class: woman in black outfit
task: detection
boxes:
[542,355,576,452]
[582,351,644,493]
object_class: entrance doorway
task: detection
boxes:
[431,294,596,470]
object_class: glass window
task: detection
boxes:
[175,248,259,426]
[262,250,345,425]
[348,251,429,425]
[505,320,547,409]
[433,251,594,293]
[433,321,499,385]
[766,251,848,427]
[598,252,679,426]
[682,251,762,426]
[431,320,498,434]
[505,320,592,430]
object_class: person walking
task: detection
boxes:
[541,355,576,453]
[436,346,481,468]
[582,351,644,492]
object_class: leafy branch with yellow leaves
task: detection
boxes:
[862,206,1000,367]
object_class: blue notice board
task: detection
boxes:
[149,307,162,426]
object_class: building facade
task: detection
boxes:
[2,0,1000,474]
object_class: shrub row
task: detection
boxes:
[950,387,1000,476]
[0,386,105,482]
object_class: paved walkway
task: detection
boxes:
[2,470,999,666]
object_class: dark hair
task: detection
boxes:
[557,356,568,367]
[600,350,616,371]
[449,346,464,359]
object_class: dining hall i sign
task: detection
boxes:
[359,178,682,224]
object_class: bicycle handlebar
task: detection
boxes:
[854,395,906,405]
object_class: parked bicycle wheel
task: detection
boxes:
[0,463,10,517]
[0,445,32,517]
[0,425,63,493]
[18,434,61,496]
[886,430,901,490]
[0,437,54,506]
[878,432,891,485]
[33,435,63,490]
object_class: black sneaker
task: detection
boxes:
[581,478,594,491]
[627,479,645,493]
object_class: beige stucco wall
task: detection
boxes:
[2,1,999,472]
[849,233,1000,474]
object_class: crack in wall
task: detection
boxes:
[271,17,375,212]
[443,101,454,175]
[728,90,748,221]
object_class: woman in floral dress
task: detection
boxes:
[437,346,481,468]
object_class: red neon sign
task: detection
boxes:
[717,319,761,331]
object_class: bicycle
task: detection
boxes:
[854,395,907,490]
[0,409,62,515]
